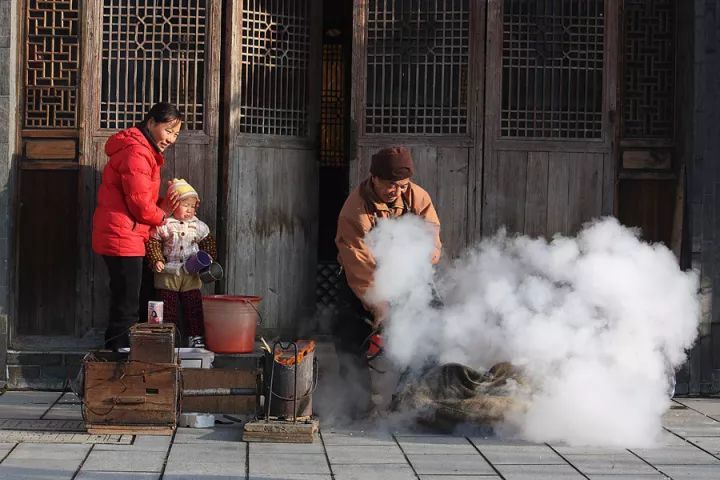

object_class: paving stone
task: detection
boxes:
[57,393,82,404]
[333,463,416,480]
[477,444,566,464]
[407,453,495,475]
[42,404,83,421]
[586,475,667,480]
[321,430,396,446]
[81,449,167,472]
[550,445,631,455]
[249,475,331,480]
[657,465,720,480]
[418,476,500,480]
[686,436,720,456]
[93,435,172,452]
[469,437,545,447]
[674,398,720,416]
[0,404,52,420]
[665,424,720,437]
[396,435,477,454]
[631,445,720,465]
[0,391,61,405]
[164,442,245,478]
[0,443,90,479]
[495,464,585,480]
[0,441,15,459]
[249,453,331,475]
[75,472,160,480]
[656,430,689,446]
[250,441,324,454]
[325,444,406,464]
[173,425,244,443]
[563,453,659,475]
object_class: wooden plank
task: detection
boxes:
[481,151,498,235]
[181,368,256,414]
[409,146,438,201]
[524,152,549,237]
[547,152,571,235]
[495,151,527,234]
[622,150,673,170]
[20,162,78,170]
[437,148,469,259]
[243,418,319,443]
[25,139,76,160]
[568,153,603,233]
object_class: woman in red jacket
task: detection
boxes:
[92,102,182,350]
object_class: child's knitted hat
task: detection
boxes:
[168,178,199,202]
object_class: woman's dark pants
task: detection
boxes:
[103,255,143,350]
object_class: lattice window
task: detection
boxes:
[101,1,207,130]
[365,0,470,135]
[320,43,346,167]
[501,0,605,139]
[239,0,310,136]
[622,0,676,139]
[25,0,81,129]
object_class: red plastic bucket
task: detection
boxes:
[202,295,262,353]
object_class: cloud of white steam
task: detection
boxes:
[366,215,700,447]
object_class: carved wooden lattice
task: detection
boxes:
[501,0,605,139]
[239,0,310,136]
[320,43,346,167]
[366,0,469,135]
[622,0,676,139]
[101,0,207,130]
[25,0,81,129]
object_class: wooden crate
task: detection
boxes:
[83,355,179,435]
[129,323,177,364]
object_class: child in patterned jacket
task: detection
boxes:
[145,178,217,347]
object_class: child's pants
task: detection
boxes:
[154,270,204,337]
[156,288,204,337]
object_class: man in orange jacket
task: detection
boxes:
[334,146,441,415]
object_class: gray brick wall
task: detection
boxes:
[0,0,13,385]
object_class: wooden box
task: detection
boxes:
[181,368,257,414]
[129,323,177,364]
[83,353,179,435]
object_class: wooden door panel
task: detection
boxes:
[483,150,608,237]
[18,169,79,335]
[351,0,484,258]
[482,0,618,237]
[224,0,322,333]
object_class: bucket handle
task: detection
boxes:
[242,298,263,325]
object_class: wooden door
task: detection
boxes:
[483,0,618,237]
[16,0,83,339]
[617,0,679,248]
[79,1,223,337]
[223,0,322,333]
[350,0,485,259]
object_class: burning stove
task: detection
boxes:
[243,340,320,442]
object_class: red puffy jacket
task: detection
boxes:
[92,127,166,256]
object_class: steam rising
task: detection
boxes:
[366,216,700,447]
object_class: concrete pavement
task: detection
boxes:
[0,391,718,479]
